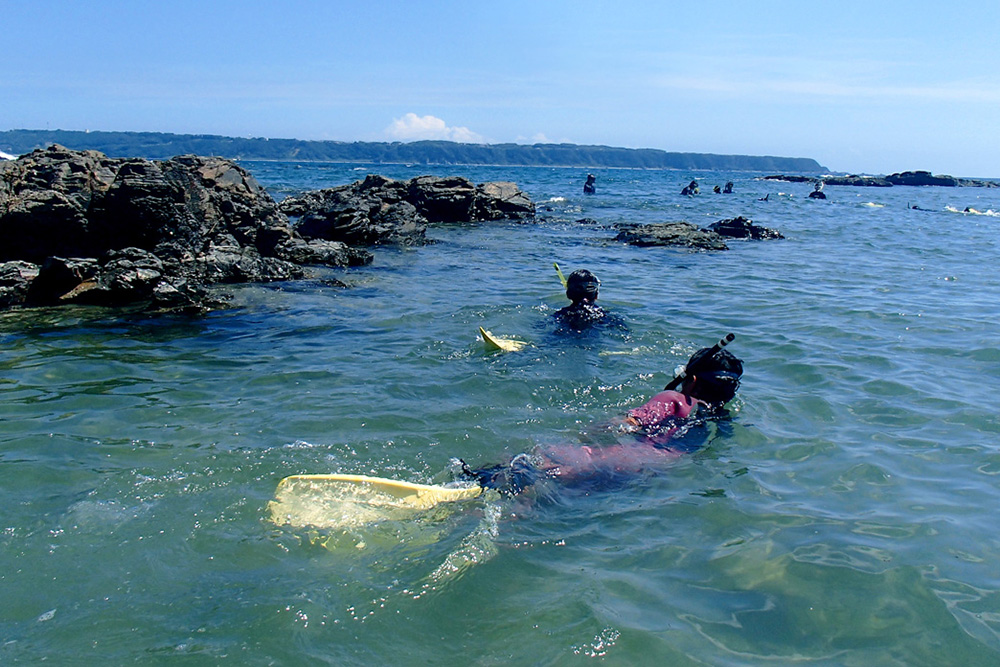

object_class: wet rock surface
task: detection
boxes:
[0,147,534,314]
[279,174,535,247]
[615,216,784,250]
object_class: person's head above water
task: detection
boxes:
[680,346,743,407]
[565,269,600,304]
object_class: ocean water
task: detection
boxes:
[2,162,999,665]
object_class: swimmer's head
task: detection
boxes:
[566,269,600,303]
[683,347,743,406]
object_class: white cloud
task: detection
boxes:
[515,132,552,144]
[384,113,485,143]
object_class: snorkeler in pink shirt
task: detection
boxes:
[463,337,743,494]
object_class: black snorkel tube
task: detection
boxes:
[664,333,736,390]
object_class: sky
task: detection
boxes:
[4,1,999,176]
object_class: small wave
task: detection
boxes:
[548,196,566,203]
[861,202,885,208]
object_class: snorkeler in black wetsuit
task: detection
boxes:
[554,269,608,330]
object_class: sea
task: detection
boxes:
[2,162,999,665]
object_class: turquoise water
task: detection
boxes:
[2,163,999,664]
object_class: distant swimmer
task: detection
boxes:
[808,182,827,200]
[758,193,769,201]
[681,180,700,196]
[723,181,734,194]
[584,173,596,195]
[713,185,721,194]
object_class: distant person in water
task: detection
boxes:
[681,180,700,196]
[461,343,744,495]
[808,182,827,199]
[723,181,734,194]
[554,269,609,330]
[583,173,596,194]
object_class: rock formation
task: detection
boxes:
[615,216,784,250]
[279,174,535,247]
[0,146,537,314]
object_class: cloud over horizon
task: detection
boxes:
[384,113,484,143]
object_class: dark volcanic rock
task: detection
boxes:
[406,175,477,222]
[274,238,373,267]
[886,170,958,186]
[615,222,729,250]
[0,261,40,308]
[0,145,376,313]
[704,216,784,240]
[763,174,892,187]
[471,181,535,221]
[762,174,818,184]
[616,216,784,249]
[823,175,892,187]
[765,171,999,188]
[280,174,535,247]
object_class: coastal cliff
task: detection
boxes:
[0,130,826,173]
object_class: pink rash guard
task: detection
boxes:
[626,390,697,428]
[536,390,700,484]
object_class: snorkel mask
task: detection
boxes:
[665,333,738,392]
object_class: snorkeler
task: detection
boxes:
[554,269,609,330]
[462,338,744,495]
[808,182,827,199]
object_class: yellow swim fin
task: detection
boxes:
[479,326,527,353]
[268,473,483,530]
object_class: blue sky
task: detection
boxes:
[4,1,999,176]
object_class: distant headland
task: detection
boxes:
[0,129,826,173]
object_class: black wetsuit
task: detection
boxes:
[553,302,615,331]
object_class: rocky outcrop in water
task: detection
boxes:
[0,145,372,312]
[616,222,727,250]
[279,174,535,247]
[763,171,998,188]
[705,216,784,240]
[615,216,783,250]
[0,146,539,314]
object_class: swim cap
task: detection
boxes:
[566,269,600,303]
[685,347,743,405]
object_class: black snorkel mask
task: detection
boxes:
[664,333,736,391]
